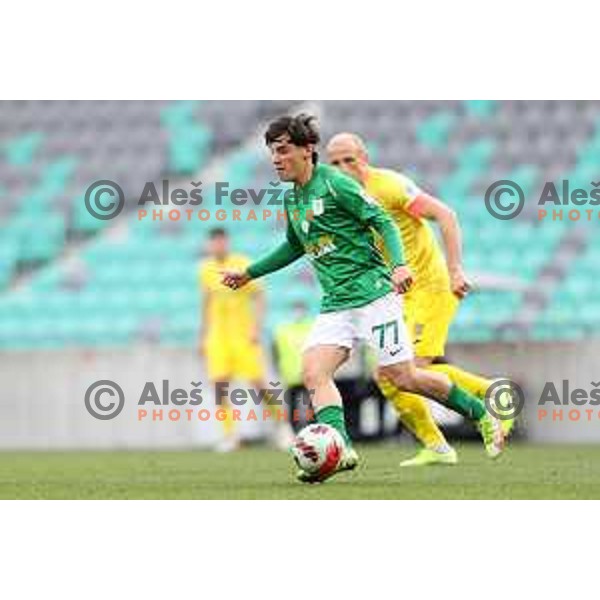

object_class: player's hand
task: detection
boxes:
[391,265,414,295]
[450,267,472,299]
[221,270,251,290]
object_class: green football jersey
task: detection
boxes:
[285,164,403,313]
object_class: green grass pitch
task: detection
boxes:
[2,443,600,499]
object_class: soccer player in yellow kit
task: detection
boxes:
[199,227,293,451]
[326,133,513,466]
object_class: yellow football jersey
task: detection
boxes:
[199,254,260,339]
[365,167,450,292]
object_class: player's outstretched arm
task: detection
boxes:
[246,239,304,280]
[406,192,471,298]
[222,232,305,290]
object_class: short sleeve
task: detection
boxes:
[383,171,424,211]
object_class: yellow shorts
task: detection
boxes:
[204,337,267,382]
[403,289,459,358]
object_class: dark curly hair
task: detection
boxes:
[265,113,320,164]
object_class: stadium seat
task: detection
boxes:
[416,111,457,149]
[463,100,497,119]
[1,100,599,348]
[3,132,44,166]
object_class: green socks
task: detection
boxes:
[446,385,486,421]
[315,389,483,445]
[316,405,351,446]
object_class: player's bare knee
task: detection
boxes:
[302,361,327,390]
[302,347,348,390]
[415,356,434,368]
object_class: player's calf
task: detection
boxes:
[302,346,353,447]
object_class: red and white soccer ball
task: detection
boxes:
[291,424,344,478]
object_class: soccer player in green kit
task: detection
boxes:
[222,114,505,482]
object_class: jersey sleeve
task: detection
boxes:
[329,173,406,268]
[383,171,435,218]
[285,217,306,255]
[246,222,305,280]
[384,171,423,209]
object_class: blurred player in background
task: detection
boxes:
[272,301,314,431]
[222,114,504,482]
[326,133,514,466]
[199,227,294,452]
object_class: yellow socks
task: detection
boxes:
[221,404,236,438]
[377,376,450,451]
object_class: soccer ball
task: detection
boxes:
[291,424,344,478]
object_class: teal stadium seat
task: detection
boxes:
[161,101,212,174]
[416,111,457,150]
[3,132,44,166]
[457,138,496,170]
[463,100,497,119]
[1,101,598,349]
[0,241,17,288]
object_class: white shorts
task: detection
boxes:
[303,293,414,366]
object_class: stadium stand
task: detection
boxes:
[0,100,598,349]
